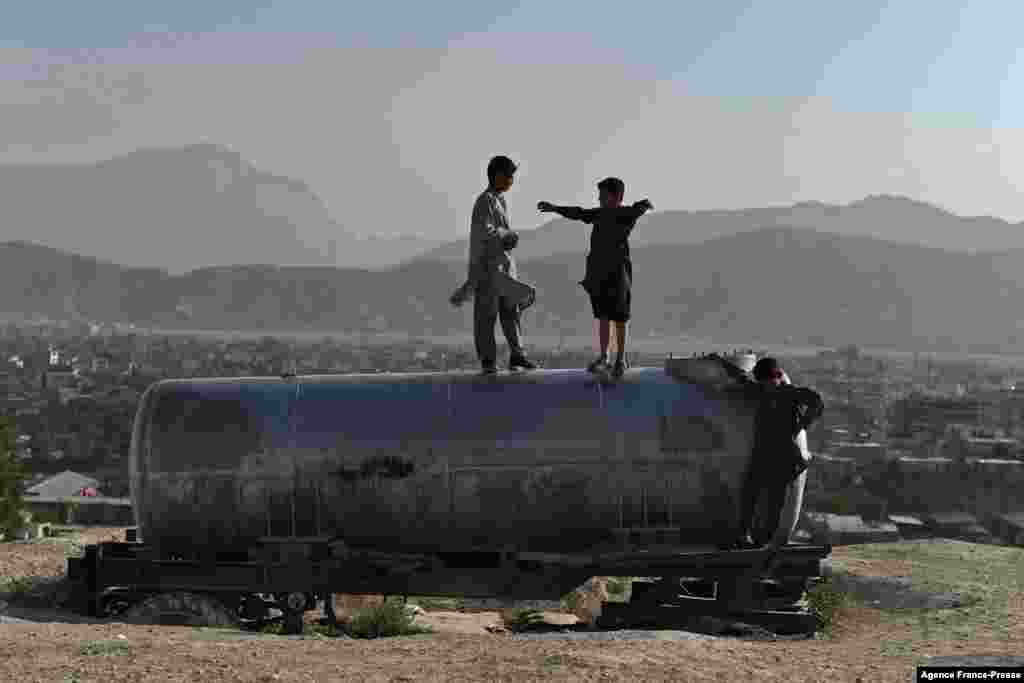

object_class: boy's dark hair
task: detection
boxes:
[753,357,781,381]
[487,156,518,184]
[597,177,625,196]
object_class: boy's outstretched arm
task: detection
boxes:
[627,198,654,220]
[537,201,598,223]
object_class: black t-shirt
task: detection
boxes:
[558,204,647,287]
[748,383,824,481]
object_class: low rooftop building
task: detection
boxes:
[803,512,900,546]
[24,470,100,499]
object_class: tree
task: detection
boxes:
[0,415,29,540]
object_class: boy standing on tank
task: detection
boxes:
[453,155,537,375]
[537,178,653,378]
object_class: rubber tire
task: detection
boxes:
[121,591,240,628]
[282,610,305,635]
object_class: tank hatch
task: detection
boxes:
[663,351,757,384]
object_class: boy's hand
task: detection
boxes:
[635,199,654,211]
[449,282,471,307]
[537,201,555,213]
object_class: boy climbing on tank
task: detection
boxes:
[729,357,824,550]
[537,178,653,379]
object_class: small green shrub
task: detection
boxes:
[806,577,848,632]
[408,596,464,611]
[306,622,340,638]
[1,576,70,607]
[502,608,546,633]
[31,509,65,525]
[347,599,432,639]
[543,654,564,672]
[79,640,130,656]
[2,576,34,596]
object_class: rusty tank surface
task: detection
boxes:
[130,356,810,559]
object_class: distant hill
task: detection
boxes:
[0,241,175,323]
[7,143,1017,279]
[415,195,1024,264]
[3,227,1024,353]
[0,144,444,273]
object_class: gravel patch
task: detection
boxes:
[828,573,965,610]
[513,629,718,642]
[189,629,352,642]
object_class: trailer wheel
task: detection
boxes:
[120,591,240,628]
[282,609,305,635]
[276,592,312,635]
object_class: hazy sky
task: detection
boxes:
[2,1,1024,240]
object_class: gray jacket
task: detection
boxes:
[467,189,515,290]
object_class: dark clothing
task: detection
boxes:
[750,384,823,481]
[736,382,825,543]
[587,259,632,322]
[739,462,790,545]
[553,204,648,320]
[473,281,523,367]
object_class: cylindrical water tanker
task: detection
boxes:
[130,360,811,559]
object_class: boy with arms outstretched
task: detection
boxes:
[538,177,653,378]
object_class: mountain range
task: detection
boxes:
[0,143,444,273]
[6,143,1024,275]
[3,227,1024,354]
[3,143,1024,352]
[415,194,1024,264]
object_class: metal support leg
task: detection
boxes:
[283,610,304,635]
[717,546,779,612]
[84,545,102,617]
[323,593,338,626]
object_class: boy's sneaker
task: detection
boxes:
[480,363,498,376]
[587,356,610,373]
[611,359,627,379]
[509,355,537,371]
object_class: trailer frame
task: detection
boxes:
[67,530,830,635]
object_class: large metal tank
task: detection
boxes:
[129,362,811,557]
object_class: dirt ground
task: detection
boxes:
[1,529,1021,682]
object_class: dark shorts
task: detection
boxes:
[586,281,631,322]
[582,259,632,322]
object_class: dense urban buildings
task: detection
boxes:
[1,321,1022,542]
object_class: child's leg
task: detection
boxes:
[612,321,628,364]
[596,319,610,358]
